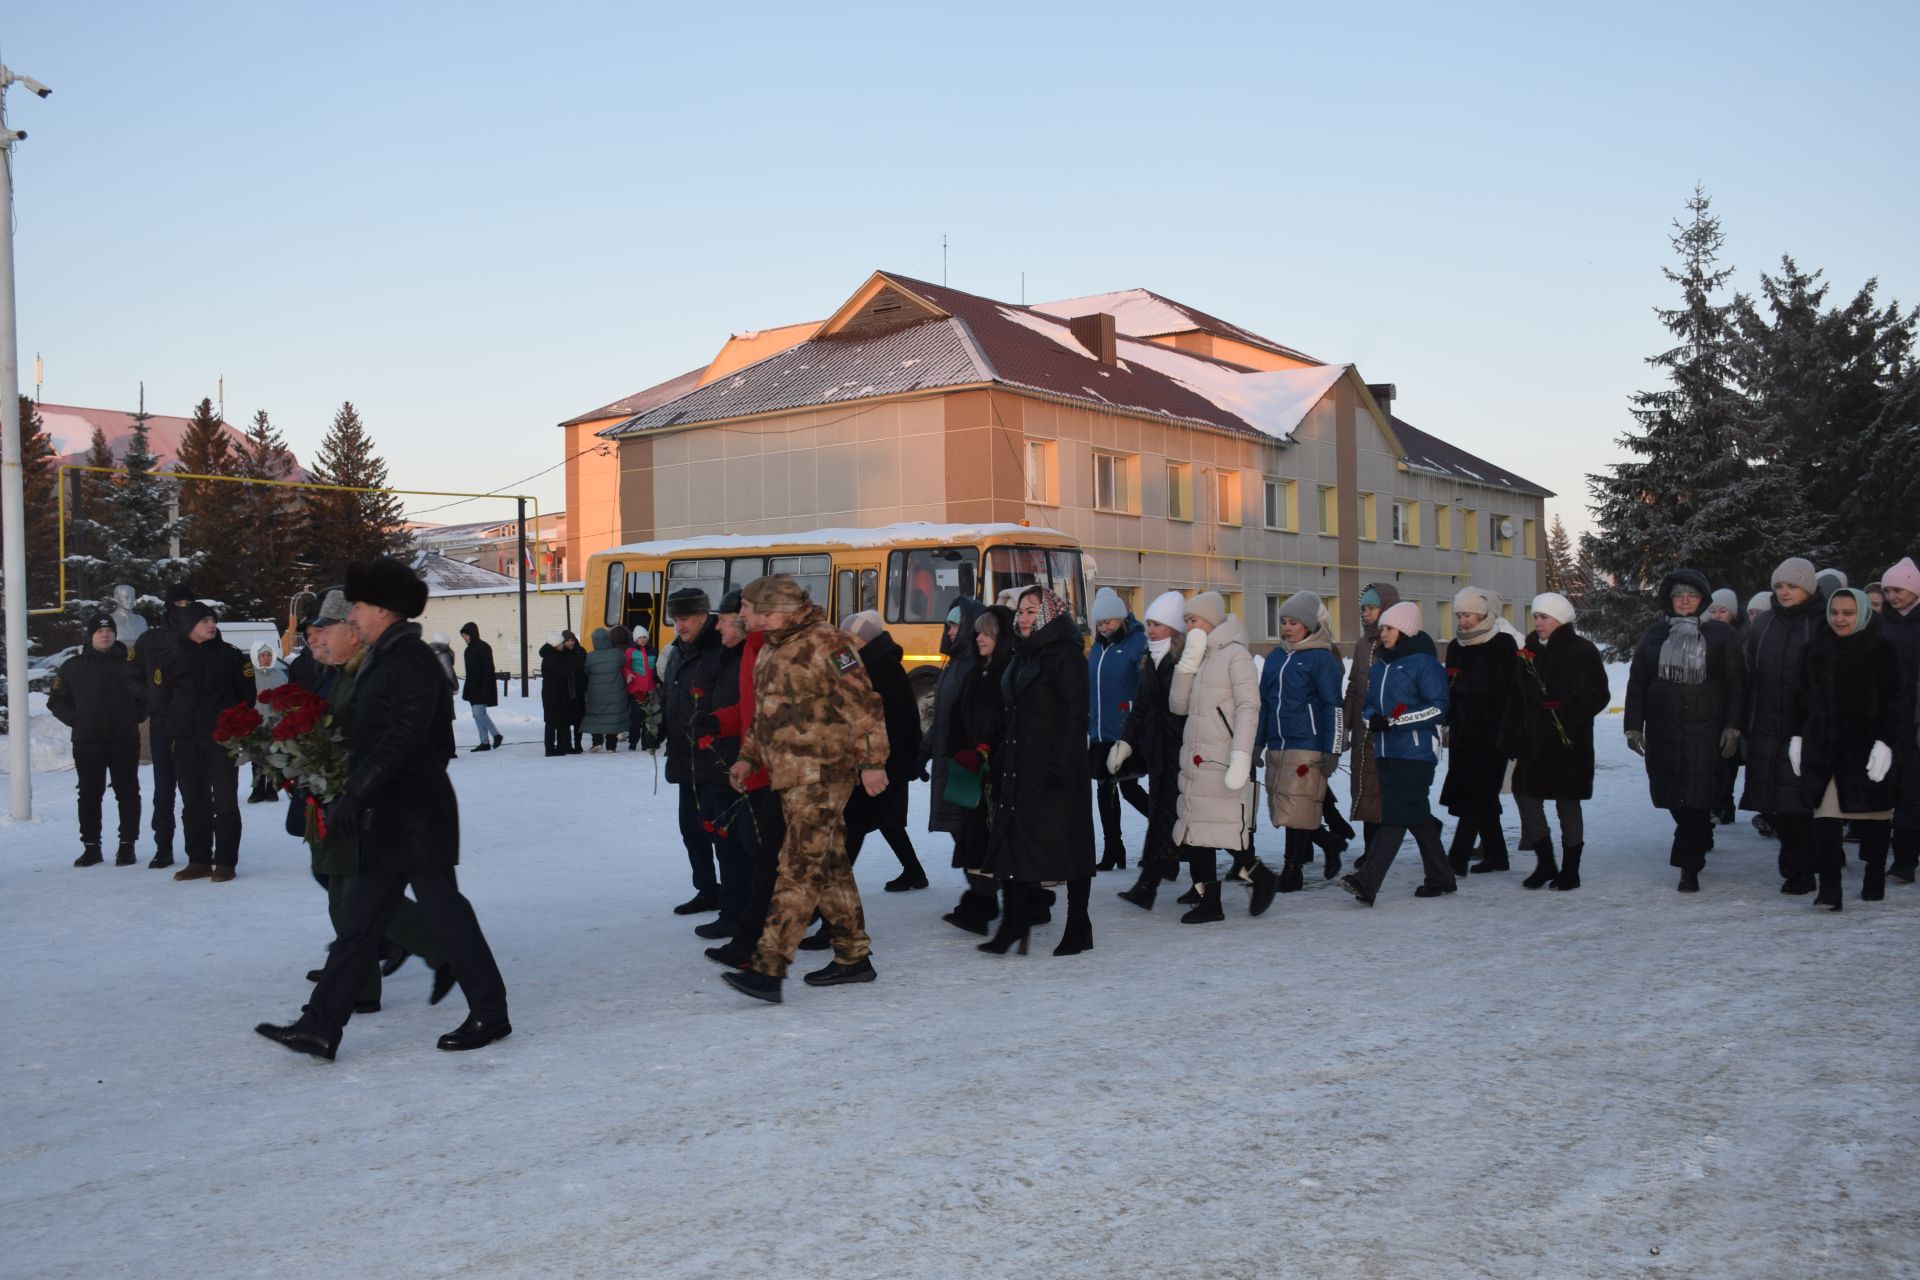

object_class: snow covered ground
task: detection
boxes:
[2,683,1916,1279]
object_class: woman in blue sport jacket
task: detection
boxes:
[1339,601,1458,906]
[1256,590,1343,891]
[1087,588,1150,870]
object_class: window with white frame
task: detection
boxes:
[1215,470,1242,526]
[1391,500,1418,546]
[1025,439,1057,505]
[1167,462,1194,521]
[1094,451,1137,514]
[1263,478,1296,531]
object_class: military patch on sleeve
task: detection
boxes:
[832,646,859,675]
[242,663,255,678]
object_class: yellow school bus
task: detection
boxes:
[582,522,1089,720]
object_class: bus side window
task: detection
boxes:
[836,570,856,623]
[860,568,878,613]
[603,561,625,628]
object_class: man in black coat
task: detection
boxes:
[48,614,147,867]
[458,622,502,750]
[130,581,200,868]
[256,557,511,1061]
[661,586,727,915]
[152,602,255,882]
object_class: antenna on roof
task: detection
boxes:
[1020,271,1025,305]
[942,234,947,285]
[217,375,223,422]
[33,351,41,402]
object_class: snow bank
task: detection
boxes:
[0,692,75,774]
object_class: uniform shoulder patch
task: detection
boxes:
[153,670,164,685]
[242,663,255,678]
[831,646,859,675]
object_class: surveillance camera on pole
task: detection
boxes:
[1,62,51,818]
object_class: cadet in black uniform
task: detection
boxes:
[131,582,199,868]
[48,614,147,867]
[151,602,255,882]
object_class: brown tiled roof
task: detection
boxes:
[1390,415,1553,497]
[559,367,706,427]
[39,402,308,478]
[1033,287,1323,365]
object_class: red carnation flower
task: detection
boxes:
[1392,703,1406,717]
[1193,754,1204,766]
[697,735,715,751]
[692,687,709,699]
[1296,763,1310,777]
[1518,649,1536,662]
[700,820,716,834]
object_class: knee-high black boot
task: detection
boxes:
[1054,878,1093,956]
[1549,843,1582,891]
[979,883,1031,954]
[1861,827,1889,902]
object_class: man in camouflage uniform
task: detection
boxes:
[723,574,889,1003]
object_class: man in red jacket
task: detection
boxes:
[695,590,787,969]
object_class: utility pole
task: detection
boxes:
[1,61,51,819]
[517,497,529,699]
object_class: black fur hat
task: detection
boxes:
[344,558,429,619]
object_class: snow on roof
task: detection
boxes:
[1031,289,1200,339]
[603,521,1073,558]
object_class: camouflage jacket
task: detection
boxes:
[739,604,887,789]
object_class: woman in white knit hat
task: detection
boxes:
[1499,592,1610,890]
[1338,601,1458,905]
[1168,591,1277,921]
[1111,590,1190,910]
[1438,585,1520,876]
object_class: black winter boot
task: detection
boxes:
[722,969,784,1002]
[1175,883,1203,905]
[979,884,1032,955]
[1862,856,1886,902]
[1277,854,1306,894]
[1249,862,1279,917]
[1179,883,1225,923]
[115,841,137,866]
[1522,838,1559,890]
[1054,880,1094,956]
[943,887,999,935]
[74,843,103,867]
[1117,863,1161,910]
[1549,844,1582,891]
[1814,870,1842,912]
[1469,820,1510,873]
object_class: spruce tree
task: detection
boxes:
[230,408,305,620]
[65,393,196,630]
[1543,515,1581,601]
[1,396,63,647]
[306,401,411,581]
[1582,186,1753,656]
[174,397,246,614]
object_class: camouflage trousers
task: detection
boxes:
[752,782,871,978]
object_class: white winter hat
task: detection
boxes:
[1090,587,1128,625]
[1452,586,1498,617]
[1183,591,1226,628]
[430,632,450,645]
[1529,592,1576,626]
[1143,590,1188,631]
[1378,601,1423,636]
[842,610,885,644]
[547,631,564,647]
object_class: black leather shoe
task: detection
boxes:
[672,892,719,916]
[379,944,411,977]
[74,845,104,867]
[1338,874,1376,906]
[256,1022,337,1061]
[1413,882,1457,897]
[353,998,381,1014]
[430,964,457,1006]
[148,852,175,869]
[722,969,783,1003]
[306,968,324,982]
[704,944,751,969]
[803,956,876,986]
[437,1017,512,1050]
[693,919,734,939]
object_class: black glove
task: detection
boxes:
[326,793,362,835]
[1367,714,1391,734]
[691,712,721,739]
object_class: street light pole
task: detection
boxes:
[1,63,51,820]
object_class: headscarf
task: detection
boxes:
[1019,585,1074,630]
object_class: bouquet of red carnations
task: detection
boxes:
[215,685,354,842]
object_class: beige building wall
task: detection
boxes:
[419,588,585,679]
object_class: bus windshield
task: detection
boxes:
[886,547,977,624]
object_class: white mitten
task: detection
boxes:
[1224,750,1251,791]
[1107,740,1132,775]
[1867,740,1893,784]
[1787,736,1802,776]
[1176,627,1208,673]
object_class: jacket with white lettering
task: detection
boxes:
[1361,630,1449,764]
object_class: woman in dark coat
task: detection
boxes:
[926,596,986,847]
[457,622,500,751]
[1500,593,1610,890]
[1111,591,1190,910]
[538,631,583,757]
[1741,558,1824,892]
[840,611,928,891]
[1439,585,1520,876]
[1623,569,1748,892]
[941,605,1016,934]
[1792,588,1903,909]
[981,587,1096,956]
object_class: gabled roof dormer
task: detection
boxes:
[816,272,951,339]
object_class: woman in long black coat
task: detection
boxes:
[982,587,1096,956]
[1741,558,1825,892]
[1500,593,1610,890]
[1111,596,1189,910]
[840,612,928,891]
[1439,585,1520,875]
[941,605,1016,933]
[538,632,582,757]
[1624,569,1748,892]
[1792,588,1903,909]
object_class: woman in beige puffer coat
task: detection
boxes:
[1169,592,1278,923]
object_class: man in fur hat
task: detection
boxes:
[256,557,511,1060]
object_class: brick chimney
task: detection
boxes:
[1069,312,1118,365]
[1366,382,1397,416]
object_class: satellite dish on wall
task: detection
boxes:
[1498,519,1516,540]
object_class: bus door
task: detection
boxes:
[834,564,880,623]
[603,560,663,649]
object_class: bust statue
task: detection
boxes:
[110,583,148,644]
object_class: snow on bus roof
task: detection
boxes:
[600,522,1074,558]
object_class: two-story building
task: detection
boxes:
[564,270,1551,651]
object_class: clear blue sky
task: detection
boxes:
[7,2,1916,538]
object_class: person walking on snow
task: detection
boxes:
[49,614,146,867]
[1875,556,1920,883]
[1168,590,1277,923]
[1338,601,1457,906]
[1439,586,1521,876]
[1343,582,1401,850]
[1499,593,1610,890]
[839,610,928,893]
[721,575,888,1003]
[458,622,501,751]
[1112,591,1191,910]
[1741,558,1825,895]
[1623,570,1747,893]
[942,605,1017,929]
[1790,587,1903,910]
[660,588,729,914]
[1087,587,1150,871]
[1255,591,1342,894]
